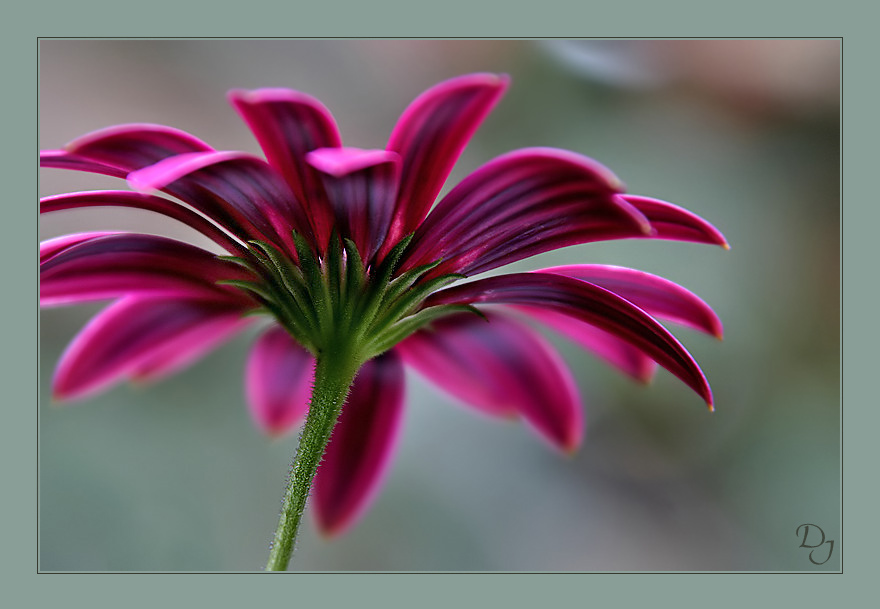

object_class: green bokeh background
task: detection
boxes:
[39,39,840,572]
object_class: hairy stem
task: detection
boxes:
[265,350,360,571]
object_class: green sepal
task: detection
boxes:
[216,254,260,274]
[218,278,313,348]
[247,240,319,331]
[363,304,482,358]
[345,236,415,337]
[342,238,366,304]
[380,259,444,308]
[216,279,277,302]
[356,258,427,338]
[258,298,316,353]
[367,272,466,336]
[240,306,270,318]
[291,232,321,284]
[219,228,479,366]
[292,231,332,328]
[325,231,343,315]
[242,243,275,271]
[369,233,413,286]
[290,232,322,298]
[247,241,308,290]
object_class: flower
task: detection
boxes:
[41,73,727,537]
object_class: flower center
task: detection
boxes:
[218,232,475,366]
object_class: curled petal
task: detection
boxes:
[398,312,583,452]
[620,195,729,248]
[62,123,213,174]
[52,296,249,401]
[383,73,509,251]
[41,124,209,188]
[429,273,714,408]
[245,325,315,437]
[40,231,119,264]
[41,190,247,256]
[229,87,342,248]
[40,149,127,178]
[40,233,251,307]
[514,306,657,382]
[128,151,310,253]
[538,264,724,338]
[307,147,401,260]
[400,147,644,278]
[313,351,405,536]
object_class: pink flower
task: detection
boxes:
[41,73,726,537]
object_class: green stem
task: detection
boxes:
[264,350,360,571]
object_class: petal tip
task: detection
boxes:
[703,386,715,411]
[125,171,152,193]
[448,71,511,92]
[316,522,344,540]
[709,317,725,341]
[260,416,303,439]
[714,230,731,250]
[248,404,302,439]
[548,421,583,456]
[265,428,291,441]
[637,371,655,385]
[225,88,248,102]
[561,437,581,457]
[127,375,152,387]
[50,381,83,404]
[490,72,512,92]
[314,511,355,539]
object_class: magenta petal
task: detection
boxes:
[514,306,657,382]
[40,233,251,307]
[40,231,119,264]
[307,147,399,177]
[127,151,309,252]
[620,195,730,248]
[307,147,401,260]
[228,88,342,249]
[429,273,714,408]
[398,312,583,451]
[313,351,405,536]
[538,264,724,338]
[396,318,517,420]
[64,123,214,174]
[40,149,128,178]
[41,190,247,256]
[400,147,643,278]
[245,326,315,437]
[383,73,509,251]
[52,296,248,401]
[42,124,209,193]
[129,313,251,382]
[127,151,256,191]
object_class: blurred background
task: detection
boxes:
[39,39,840,572]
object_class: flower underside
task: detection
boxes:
[40,73,727,558]
[220,231,472,366]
